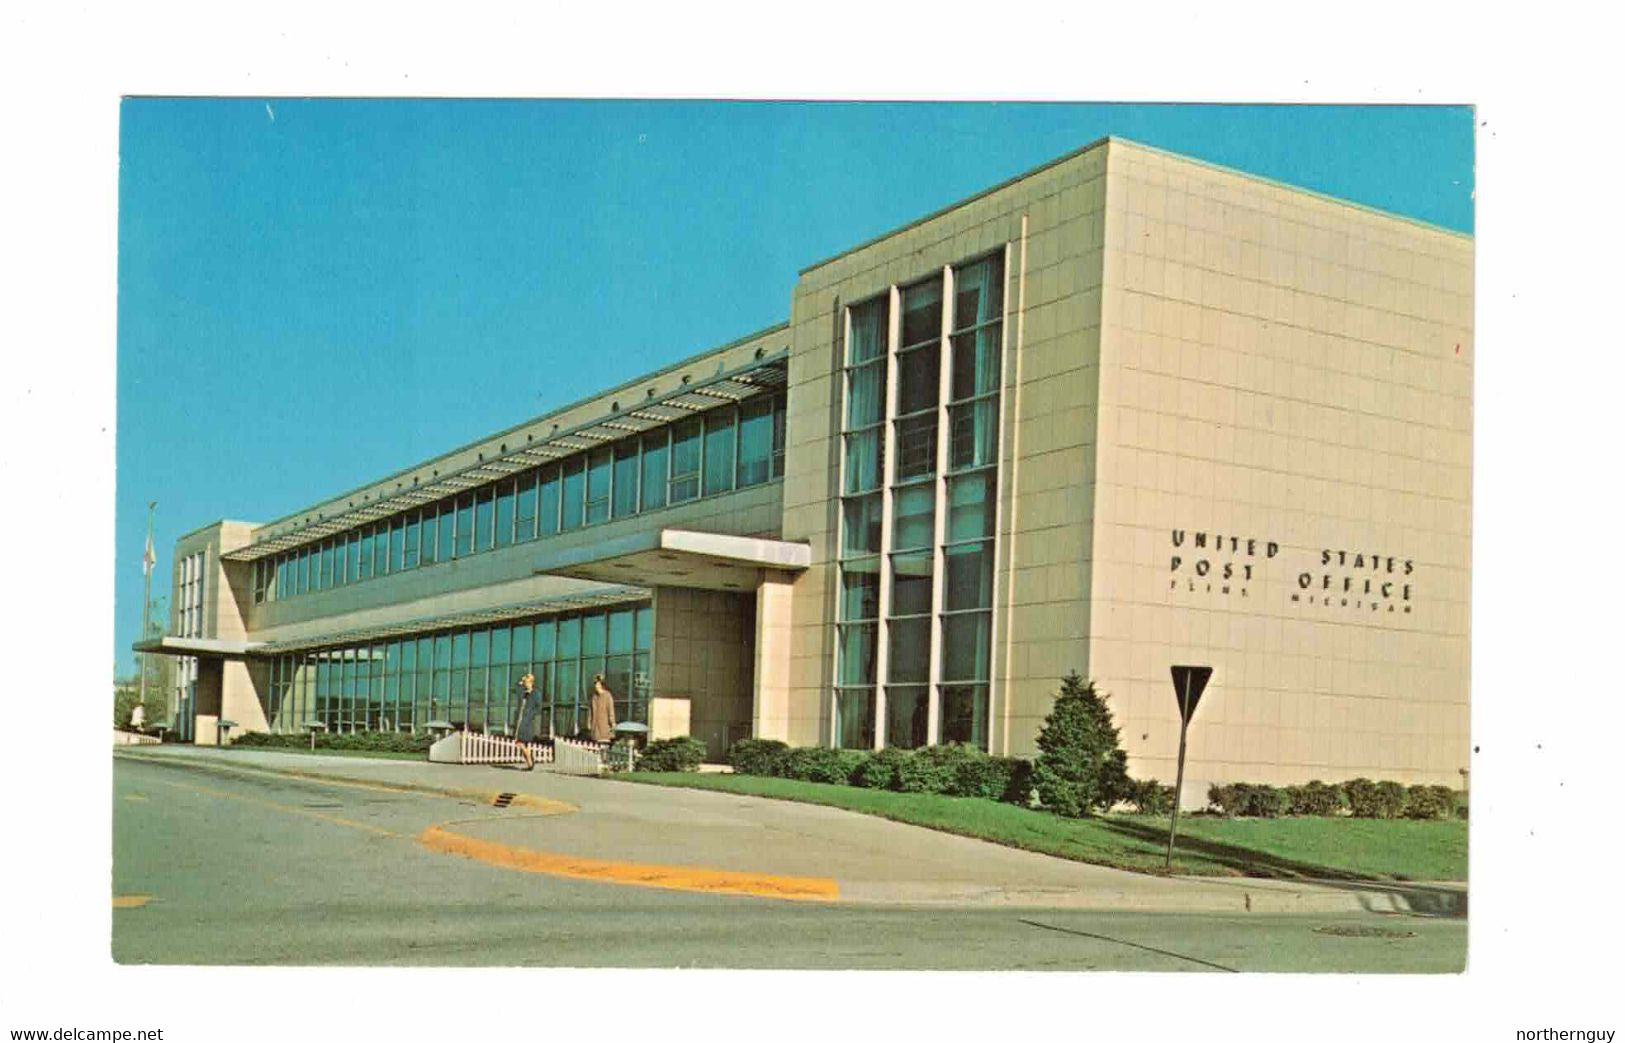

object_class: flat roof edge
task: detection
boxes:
[799,135,1113,275]
[1109,136,1473,241]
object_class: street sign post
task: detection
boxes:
[1165,665,1213,869]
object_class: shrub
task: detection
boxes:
[953,753,1036,805]
[1454,791,1469,820]
[1344,777,1408,819]
[1125,778,1175,815]
[851,747,911,790]
[636,736,707,773]
[728,738,790,777]
[233,730,434,754]
[1286,780,1348,817]
[1031,673,1131,818]
[780,746,862,784]
[1207,782,1289,817]
[895,744,966,794]
[1403,784,1458,820]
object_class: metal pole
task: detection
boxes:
[138,501,155,716]
[1165,671,1192,869]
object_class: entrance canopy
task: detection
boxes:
[131,636,263,660]
[533,528,810,592]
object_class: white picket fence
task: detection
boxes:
[427,729,629,770]
[443,730,554,766]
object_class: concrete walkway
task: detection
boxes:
[114,745,1466,917]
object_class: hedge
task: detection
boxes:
[634,736,707,773]
[1203,778,1467,818]
[233,730,434,754]
[725,738,1035,807]
[728,738,790,777]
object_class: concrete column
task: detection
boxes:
[753,573,795,742]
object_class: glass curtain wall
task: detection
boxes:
[253,391,787,605]
[261,602,654,736]
[835,251,1005,751]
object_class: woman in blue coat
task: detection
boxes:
[514,672,542,770]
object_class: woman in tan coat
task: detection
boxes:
[587,673,617,743]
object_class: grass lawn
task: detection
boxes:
[619,773,1466,882]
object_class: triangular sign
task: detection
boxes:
[1170,665,1213,723]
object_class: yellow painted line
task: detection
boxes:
[115,751,576,815]
[125,793,148,802]
[113,895,152,909]
[418,825,840,903]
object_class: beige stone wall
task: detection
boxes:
[1089,140,1473,802]
[782,142,1110,751]
[752,575,795,742]
[171,521,266,742]
[651,587,753,760]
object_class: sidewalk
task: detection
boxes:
[114,744,1466,917]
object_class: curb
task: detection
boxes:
[112,749,574,815]
[837,879,1464,916]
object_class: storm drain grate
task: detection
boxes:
[492,792,516,808]
[1314,925,1416,939]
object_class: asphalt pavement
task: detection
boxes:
[110,747,1466,969]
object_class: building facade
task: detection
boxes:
[139,138,1473,802]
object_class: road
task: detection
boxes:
[112,756,1465,970]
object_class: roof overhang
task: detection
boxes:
[223,353,788,564]
[533,528,809,593]
[132,636,264,660]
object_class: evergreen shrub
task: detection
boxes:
[234,730,433,754]
[635,736,707,772]
[1286,780,1348,817]
[1031,673,1130,818]
[1125,778,1176,815]
[953,753,1036,805]
[851,747,911,789]
[1344,777,1409,818]
[1402,784,1458,820]
[728,738,790,777]
[894,744,962,793]
[780,746,861,784]
[1207,783,1289,817]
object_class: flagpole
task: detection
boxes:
[139,501,156,716]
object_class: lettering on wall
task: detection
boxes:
[1293,549,1414,615]
[1168,530,1279,598]
[1167,530,1417,616]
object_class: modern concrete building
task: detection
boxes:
[138,137,1473,802]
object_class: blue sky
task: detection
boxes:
[114,101,1473,671]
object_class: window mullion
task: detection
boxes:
[927,265,953,744]
[873,285,901,751]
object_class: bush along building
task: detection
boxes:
[137,137,1472,807]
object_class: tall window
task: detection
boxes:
[669,418,701,504]
[584,447,612,525]
[560,458,585,531]
[939,254,1003,748]
[737,396,774,487]
[494,480,515,549]
[836,294,888,749]
[640,432,668,511]
[612,441,640,519]
[835,251,1005,751]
